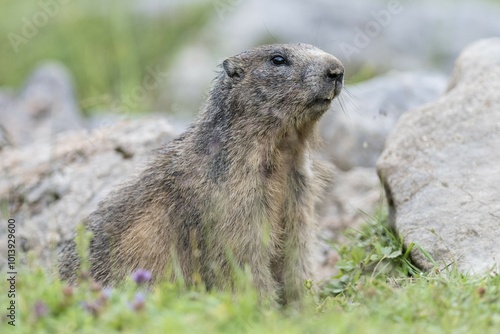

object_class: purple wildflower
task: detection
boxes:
[34,300,48,318]
[130,292,146,312]
[97,287,112,305]
[131,269,152,285]
[101,287,112,299]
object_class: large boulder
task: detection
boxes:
[377,38,500,274]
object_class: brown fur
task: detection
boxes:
[59,43,344,305]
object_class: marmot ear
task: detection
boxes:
[223,57,245,81]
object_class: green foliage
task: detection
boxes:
[0,0,212,115]
[321,209,433,297]
[75,224,93,274]
[345,64,378,84]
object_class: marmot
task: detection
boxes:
[59,43,344,305]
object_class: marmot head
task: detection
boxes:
[219,43,344,131]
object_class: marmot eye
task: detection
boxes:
[271,55,287,66]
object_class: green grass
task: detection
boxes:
[2,211,499,333]
[0,0,212,116]
[321,210,432,297]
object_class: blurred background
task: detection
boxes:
[1,0,500,121]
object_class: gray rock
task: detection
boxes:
[0,124,11,151]
[0,62,84,146]
[321,71,447,171]
[0,117,177,270]
[0,90,14,150]
[377,38,500,274]
[319,167,384,237]
[316,166,385,281]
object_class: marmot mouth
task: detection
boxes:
[306,97,334,112]
[313,97,333,105]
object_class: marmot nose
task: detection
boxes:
[325,64,344,98]
[326,68,344,84]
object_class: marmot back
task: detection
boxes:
[59,43,344,305]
